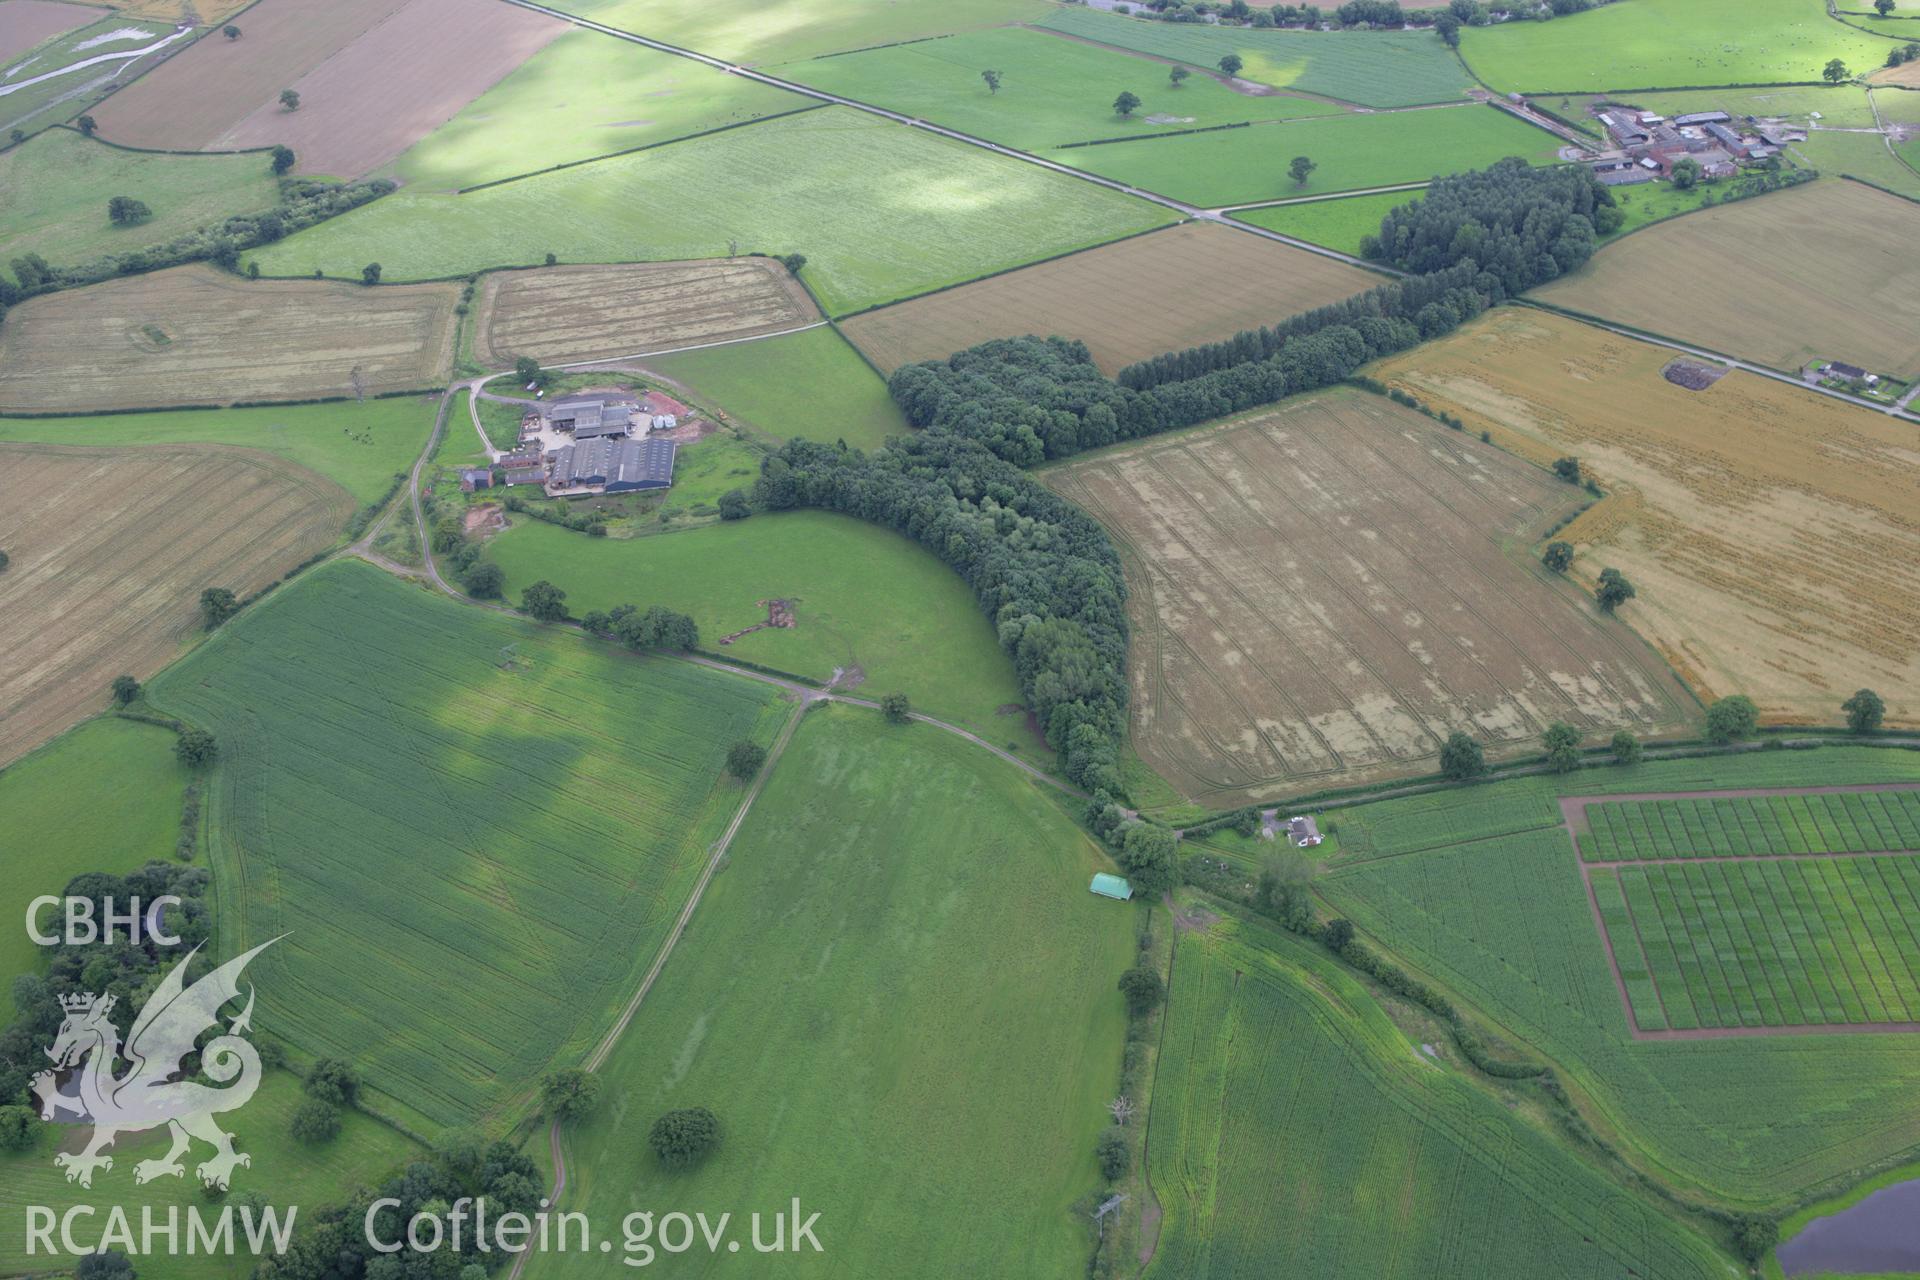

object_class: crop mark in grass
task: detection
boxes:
[1562,785,1920,1039]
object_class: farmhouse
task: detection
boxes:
[459,467,493,493]
[549,436,677,494]
[1288,816,1323,848]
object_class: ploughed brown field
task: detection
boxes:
[0,265,460,412]
[471,259,821,367]
[840,222,1378,375]
[1532,180,1920,380]
[0,0,97,63]
[1042,389,1696,805]
[0,443,351,766]
[88,0,564,178]
[1375,309,1920,728]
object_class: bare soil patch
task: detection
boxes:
[1376,309,1920,728]
[0,264,460,411]
[473,259,820,367]
[841,222,1377,375]
[1660,357,1727,390]
[463,503,505,538]
[0,0,99,64]
[0,441,351,765]
[1042,391,1696,805]
[719,598,796,645]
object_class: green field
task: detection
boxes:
[0,128,279,281]
[146,561,789,1131]
[640,325,906,450]
[249,108,1174,315]
[1610,83,1884,129]
[654,432,765,517]
[1798,129,1920,197]
[1459,0,1898,93]
[0,397,436,506]
[1146,912,1729,1279]
[0,1069,419,1279]
[781,26,1343,154]
[541,0,1048,64]
[1583,791,1920,860]
[0,717,186,1019]
[390,29,808,190]
[1232,190,1412,254]
[531,704,1135,1279]
[482,512,1027,741]
[0,15,182,136]
[1035,8,1472,108]
[1316,748,1920,1205]
[1063,104,1560,206]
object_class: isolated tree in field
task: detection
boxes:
[1669,156,1700,191]
[520,580,568,622]
[77,114,96,136]
[223,23,241,37]
[270,145,294,175]
[279,88,300,111]
[778,252,806,275]
[305,1059,359,1105]
[880,692,911,724]
[717,487,751,520]
[1118,822,1179,895]
[1118,964,1165,1017]
[1843,688,1885,734]
[981,68,1002,94]
[1218,53,1243,76]
[107,196,152,226]
[540,1069,602,1121]
[1543,721,1581,773]
[727,740,767,781]
[1877,0,1897,12]
[1113,90,1142,117]
[1322,917,1356,952]
[649,1107,720,1169]
[1542,540,1573,574]
[361,262,382,285]
[1552,455,1581,484]
[199,586,239,627]
[1705,694,1759,744]
[1611,729,1643,766]
[289,1098,340,1144]
[1095,1129,1130,1181]
[111,675,141,706]
[175,729,218,768]
[461,561,505,599]
[1594,567,1635,613]
[1439,730,1485,780]
[1170,64,1191,87]
[1288,155,1316,185]
[1823,58,1851,83]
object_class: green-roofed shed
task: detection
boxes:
[1090,873,1133,901]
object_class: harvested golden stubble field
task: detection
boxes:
[1531,180,1920,379]
[0,265,459,412]
[1042,390,1695,805]
[840,222,1379,375]
[471,258,820,367]
[1374,309,1920,729]
[0,442,351,766]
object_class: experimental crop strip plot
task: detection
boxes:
[1566,786,1920,1037]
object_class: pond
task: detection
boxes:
[1778,1178,1920,1277]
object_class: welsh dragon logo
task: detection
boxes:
[30,939,277,1190]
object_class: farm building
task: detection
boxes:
[498,448,547,486]
[543,397,639,438]
[1704,122,1744,150]
[1672,110,1731,126]
[459,467,493,492]
[1288,816,1323,848]
[549,437,677,494]
[1089,873,1133,901]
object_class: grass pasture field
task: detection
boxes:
[0,128,279,281]
[0,442,351,766]
[779,26,1344,154]
[482,512,1027,742]
[0,13,184,136]
[146,560,790,1131]
[247,108,1175,315]
[1374,309,1920,728]
[472,258,819,367]
[1317,750,1920,1204]
[637,324,906,449]
[0,717,186,1020]
[0,0,98,64]
[1146,912,1730,1280]
[1533,180,1920,379]
[1041,391,1695,806]
[536,0,1048,65]
[1458,0,1897,93]
[101,0,252,21]
[391,28,806,190]
[839,222,1378,375]
[1231,190,1411,256]
[1034,7,1472,108]
[0,265,460,412]
[1793,126,1920,199]
[531,704,1135,1280]
[1062,103,1562,206]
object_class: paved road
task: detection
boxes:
[491,0,1394,275]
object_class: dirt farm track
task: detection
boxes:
[0,442,353,766]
